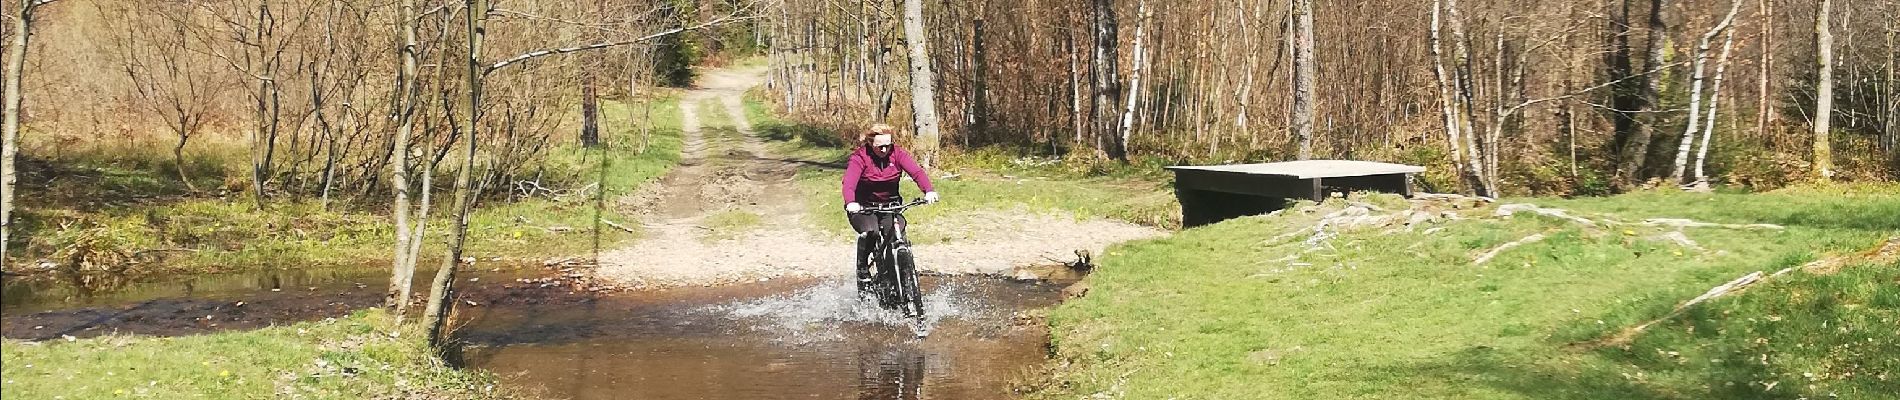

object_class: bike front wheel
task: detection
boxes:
[893,247,925,319]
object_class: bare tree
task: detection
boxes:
[1429,0,1472,195]
[1691,29,1738,189]
[1671,0,1742,184]
[108,2,227,192]
[1616,0,1672,187]
[1755,0,1774,139]
[423,0,485,346]
[386,0,430,322]
[1117,0,1148,148]
[1812,0,1834,181]
[1090,0,1123,161]
[1888,2,1899,170]
[1290,0,1315,160]
[1,0,66,269]
[196,0,322,207]
[901,0,942,167]
[1433,0,1492,197]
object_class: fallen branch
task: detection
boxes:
[1640,218,1784,230]
[1473,233,1548,265]
[1592,237,1900,348]
[601,219,638,234]
[1799,237,1900,275]
[1604,271,1765,346]
[132,248,201,256]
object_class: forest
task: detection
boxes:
[767,0,1898,196]
[1,1,1898,399]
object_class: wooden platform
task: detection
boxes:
[1166,160,1425,227]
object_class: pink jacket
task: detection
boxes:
[842,146,933,204]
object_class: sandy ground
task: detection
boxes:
[593,67,1164,288]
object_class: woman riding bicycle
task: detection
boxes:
[843,124,938,293]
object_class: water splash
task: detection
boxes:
[716,278,989,342]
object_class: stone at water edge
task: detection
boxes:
[1061,281,1091,299]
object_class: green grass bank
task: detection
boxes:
[1038,185,1900,399]
[1,309,514,399]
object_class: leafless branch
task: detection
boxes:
[486,14,763,74]
[490,8,635,35]
[1499,60,1690,118]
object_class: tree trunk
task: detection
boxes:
[1118,0,1149,150]
[248,2,283,209]
[388,0,421,319]
[1887,14,1898,173]
[1671,0,1741,184]
[1,0,38,269]
[1812,0,1834,181]
[1429,0,1472,195]
[629,48,650,155]
[1606,0,1640,179]
[777,4,797,112]
[1755,0,1774,139]
[901,0,941,167]
[1091,0,1124,161]
[426,0,486,347]
[1290,0,1316,160]
[1068,29,1085,153]
[1444,0,1491,197]
[1693,30,1737,187]
[581,74,600,148]
[1617,0,1671,187]
[311,61,336,209]
[174,135,197,192]
[1234,0,1257,133]
[971,16,991,142]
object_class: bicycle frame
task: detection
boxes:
[855,199,928,319]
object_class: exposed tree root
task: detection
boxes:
[1653,231,1704,251]
[1639,218,1784,230]
[1495,204,1598,226]
[1473,233,1548,265]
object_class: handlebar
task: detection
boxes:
[854,199,929,214]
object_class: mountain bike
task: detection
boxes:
[855,199,929,335]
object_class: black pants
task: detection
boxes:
[848,208,906,285]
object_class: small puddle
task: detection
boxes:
[2,267,1069,399]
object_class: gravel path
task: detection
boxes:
[594,67,1165,288]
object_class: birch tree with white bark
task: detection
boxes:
[1670,0,1742,185]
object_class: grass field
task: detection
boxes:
[1037,185,1900,399]
[1,309,514,399]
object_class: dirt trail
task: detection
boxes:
[595,67,1163,288]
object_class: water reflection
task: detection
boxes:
[858,345,928,400]
[2,267,376,314]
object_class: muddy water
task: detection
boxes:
[2,268,1066,399]
[453,277,1064,399]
